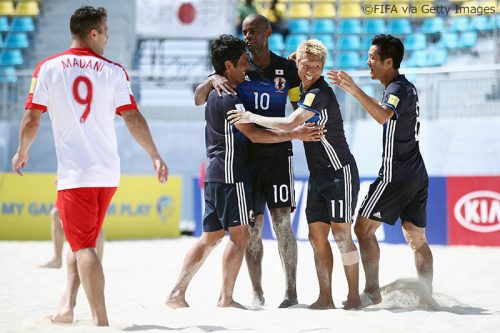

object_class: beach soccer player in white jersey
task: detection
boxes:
[11,6,168,326]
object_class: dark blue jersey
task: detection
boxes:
[236,51,300,155]
[205,91,250,183]
[298,77,355,174]
[379,74,427,182]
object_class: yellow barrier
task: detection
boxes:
[0,173,181,240]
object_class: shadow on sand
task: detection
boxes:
[123,324,252,332]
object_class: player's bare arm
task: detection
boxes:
[121,109,168,183]
[236,122,325,144]
[194,75,237,105]
[11,108,43,176]
[228,107,314,131]
[328,70,394,124]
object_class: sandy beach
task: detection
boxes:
[0,238,499,333]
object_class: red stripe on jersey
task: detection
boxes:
[70,48,132,81]
[116,101,138,114]
[25,102,48,112]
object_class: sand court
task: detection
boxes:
[1,238,499,333]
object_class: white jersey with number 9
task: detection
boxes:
[26,48,138,190]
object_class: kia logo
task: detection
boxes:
[454,191,500,233]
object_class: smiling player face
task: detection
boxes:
[297,52,324,90]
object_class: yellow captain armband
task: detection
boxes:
[288,86,300,103]
[29,78,37,93]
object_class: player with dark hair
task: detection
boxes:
[11,6,168,325]
[194,14,302,308]
[167,34,323,310]
[328,34,433,307]
[229,39,361,310]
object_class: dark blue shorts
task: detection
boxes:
[306,163,360,224]
[359,176,428,227]
[250,152,295,214]
[203,182,254,232]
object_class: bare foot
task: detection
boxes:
[309,299,335,310]
[359,291,382,308]
[39,258,62,269]
[343,296,362,310]
[218,299,247,309]
[278,297,298,308]
[165,295,189,309]
[51,308,74,324]
[252,292,265,307]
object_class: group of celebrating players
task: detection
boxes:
[11,6,433,326]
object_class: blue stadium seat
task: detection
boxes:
[405,50,428,67]
[335,52,361,69]
[0,49,23,66]
[289,19,310,34]
[458,31,477,48]
[0,16,9,32]
[324,55,334,70]
[404,33,427,51]
[337,35,361,51]
[0,66,17,83]
[285,34,308,53]
[469,16,492,32]
[311,19,335,34]
[338,19,362,34]
[363,36,374,51]
[5,32,29,48]
[364,19,386,35]
[269,34,285,53]
[420,17,445,34]
[10,17,34,32]
[438,32,459,49]
[428,49,447,67]
[448,16,469,32]
[0,34,3,48]
[491,15,500,29]
[388,19,412,35]
[314,35,334,51]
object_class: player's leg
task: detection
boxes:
[167,182,226,308]
[96,228,105,263]
[356,178,401,306]
[219,225,250,308]
[166,230,225,308]
[245,213,264,306]
[308,222,334,309]
[267,155,298,308]
[74,247,108,326]
[40,206,65,268]
[354,216,383,305]
[402,222,433,290]
[51,249,80,324]
[73,187,115,326]
[245,166,266,306]
[218,182,251,308]
[331,223,360,309]
[269,207,298,307]
[331,163,361,309]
